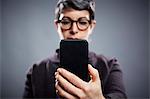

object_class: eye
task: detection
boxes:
[61,18,71,25]
[79,21,88,25]
[61,21,71,25]
[78,18,89,26]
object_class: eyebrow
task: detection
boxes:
[59,13,90,20]
[61,16,90,21]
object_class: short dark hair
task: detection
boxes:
[55,0,95,20]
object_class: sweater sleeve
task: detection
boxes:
[23,67,33,98]
[103,58,127,99]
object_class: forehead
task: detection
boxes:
[59,9,90,20]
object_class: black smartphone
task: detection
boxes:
[60,39,89,82]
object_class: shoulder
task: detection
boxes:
[89,52,123,86]
[32,58,50,69]
[26,57,55,75]
[89,52,122,78]
[89,52,119,69]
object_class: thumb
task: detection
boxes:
[88,64,100,82]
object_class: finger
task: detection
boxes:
[55,83,77,99]
[57,68,87,89]
[88,64,100,82]
[55,72,84,97]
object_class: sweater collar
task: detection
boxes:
[50,49,97,67]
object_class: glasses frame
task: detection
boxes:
[57,17,92,31]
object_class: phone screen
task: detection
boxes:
[60,39,89,82]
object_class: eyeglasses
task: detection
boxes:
[57,17,91,31]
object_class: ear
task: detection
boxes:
[54,19,64,40]
[54,19,58,29]
[89,20,96,35]
[91,20,96,29]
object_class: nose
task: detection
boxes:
[70,22,78,35]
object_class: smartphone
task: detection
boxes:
[59,39,89,82]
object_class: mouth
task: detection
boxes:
[67,37,79,40]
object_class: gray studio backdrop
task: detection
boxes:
[1,0,149,98]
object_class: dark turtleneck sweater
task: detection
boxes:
[23,49,127,99]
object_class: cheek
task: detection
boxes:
[75,31,88,39]
[57,26,67,39]
[61,29,69,35]
[60,29,70,37]
[80,29,90,37]
[80,28,92,39]
[61,29,67,33]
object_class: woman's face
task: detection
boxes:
[55,9,96,40]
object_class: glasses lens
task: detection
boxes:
[77,18,90,30]
[60,18,71,30]
[59,17,90,30]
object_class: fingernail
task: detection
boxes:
[55,79,58,85]
[55,79,58,82]
[56,89,58,93]
[55,74,58,79]
[57,68,61,72]
[55,72,58,76]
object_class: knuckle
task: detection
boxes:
[68,75,75,82]
[79,94,86,99]
[95,68,99,74]
[94,68,99,76]
[83,86,91,93]
[58,89,63,96]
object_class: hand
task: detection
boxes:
[55,64,105,99]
